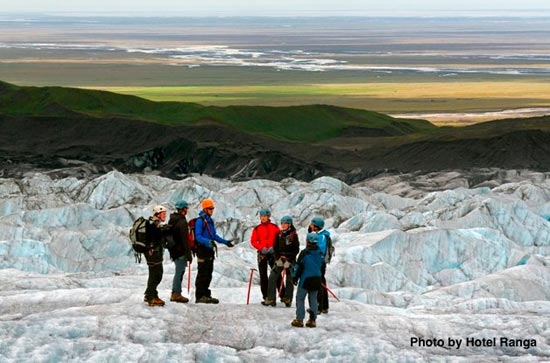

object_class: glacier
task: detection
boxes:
[0,169,549,362]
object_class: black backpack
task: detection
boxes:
[129,217,148,262]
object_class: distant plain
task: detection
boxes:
[1,16,550,125]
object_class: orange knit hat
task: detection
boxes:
[201,198,215,210]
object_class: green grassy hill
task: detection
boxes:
[0,81,436,142]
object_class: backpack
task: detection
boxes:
[187,217,199,253]
[129,217,148,262]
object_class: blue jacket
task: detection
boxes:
[194,211,229,250]
[316,230,331,256]
[293,245,323,290]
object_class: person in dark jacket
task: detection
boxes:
[144,205,168,307]
[250,208,280,300]
[194,198,234,304]
[166,200,192,303]
[291,232,324,328]
[262,215,300,307]
[309,216,333,314]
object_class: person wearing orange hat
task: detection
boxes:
[194,198,234,304]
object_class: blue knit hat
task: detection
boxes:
[306,232,318,244]
[259,208,271,216]
[311,216,325,229]
[175,200,189,209]
[280,215,293,224]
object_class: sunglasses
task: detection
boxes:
[206,207,215,210]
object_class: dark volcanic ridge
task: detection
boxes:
[1,81,550,182]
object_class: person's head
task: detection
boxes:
[175,200,189,216]
[152,205,167,222]
[201,198,215,216]
[280,215,293,231]
[306,232,318,246]
[259,208,271,223]
[309,216,325,232]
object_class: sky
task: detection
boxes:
[1,0,550,17]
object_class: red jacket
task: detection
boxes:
[250,222,280,252]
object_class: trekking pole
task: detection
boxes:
[322,283,340,302]
[278,267,286,298]
[187,261,192,295]
[246,268,257,305]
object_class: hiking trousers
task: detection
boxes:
[296,286,318,321]
[195,256,214,300]
[267,264,293,302]
[318,263,329,311]
[172,256,187,295]
[144,247,164,299]
[257,252,274,299]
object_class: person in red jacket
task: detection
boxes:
[250,208,280,300]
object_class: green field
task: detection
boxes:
[0,81,436,143]
[91,81,550,114]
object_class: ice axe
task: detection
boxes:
[278,267,286,298]
[246,268,257,305]
[322,283,340,302]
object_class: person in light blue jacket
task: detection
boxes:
[194,198,234,304]
[309,216,333,314]
[291,232,324,328]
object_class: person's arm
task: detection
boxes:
[181,219,192,261]
[293,250,305,282]
[250,226,261,250]
[273,234,281,260]
[290,233,300,262]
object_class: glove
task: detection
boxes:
[275,258,283,267]
[266,247,273,254]
[226,241,234,248]
[261,247,269,254]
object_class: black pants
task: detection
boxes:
[318,263,329,311]
[258,252,274,299]
[144,248,164,299]
[195,246,215,300]
[267,264,294,301]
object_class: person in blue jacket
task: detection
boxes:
[309,216,333,314]
[194,198,234,304]
[291,232,324,328]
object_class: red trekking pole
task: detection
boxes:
[322,283,340,302]
[246,268,257,305]
[187,261,192,295]
[278,267,286,297]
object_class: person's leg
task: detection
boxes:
[258,254,269,299]
[205,259,214,298]
[195,258,209,300]
[266,265,282,302]
[308,289,319,321]
[318,263,328,312]
[284,265,294,303]
[172,256,187,295]
[295,287,307,320]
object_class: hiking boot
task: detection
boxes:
[261,298,276,307]
[170,293,189,303]
[321,309,329,314]
[148,297,165,307]
[282,297,292,307]
[306,319,316,328]
[143,295,149,303]
[196,296,219,304]
[291,319,304,328]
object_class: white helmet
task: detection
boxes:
[153,205,167,214]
